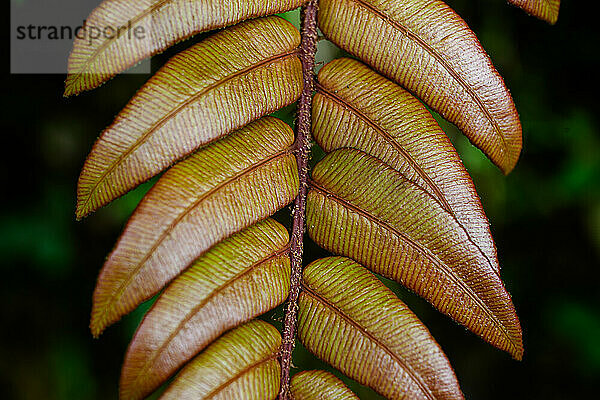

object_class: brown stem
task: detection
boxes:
[279,1,318,399]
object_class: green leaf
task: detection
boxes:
[291,370,359,400]
[76,16,302,218]
[317,0,522,173]
[64,0,305,95]
[90,116,299,337]
[298,257,464,400]
[306,149,523,359]
[120,219,290,400]
[313,57,499,272]
[160,320,282,399]
[508,0,560,24]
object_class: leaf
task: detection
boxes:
[120,219,291,400]
[159,320,282,400]
[291,370,359,400]
[298,257,464,400]
[90,116,299,337]
[313,57,499,272]
[508,0,560,24]
[64,0,305,95]
[306,149,524,359]
[317,0,522,173]
[76,16,302,218]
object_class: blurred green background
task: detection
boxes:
[1,0,598,399]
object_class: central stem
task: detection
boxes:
[279,1,318,399]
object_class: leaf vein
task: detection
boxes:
[349,0,507,148]
[308,180,517,353]
[316,83,453,214]
[98,149,293,326]
[79,50,298,212]
[130,244,290,388]
[301,283,436,400]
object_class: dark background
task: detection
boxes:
[1,0,599,399]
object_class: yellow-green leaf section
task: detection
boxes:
[159,320,281,400]
[317,0,522,173]
[291,370,359,400]
[313,57,499,273]
[306,149,523,359]
[299,257,464,400]
[64,0,305,95]
[120,219,290,400]
[90,116,299,337]
[509,0,560,24]
[76,16,302,218]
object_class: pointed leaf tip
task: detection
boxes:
[508,0,560,24]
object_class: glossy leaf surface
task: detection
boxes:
[76,16,302,218]
[313,57,499,272]
[120,219,291,400]
[298,257,464,399]
[307,149,524,359]
[509,0,560,24]
[291,370,358,400]
[64,0,305,95]
[90,116,298,337]
[159,320,282,400]
[318,0,522,173]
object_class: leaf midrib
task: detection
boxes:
[301,283,437,400]
[129,245,290,390]
[95,150,294,331]
[344,0,508,150]
[78,50,298,214]
[316,83,453,214]
[203,354,279,400]
[308,181,518,354]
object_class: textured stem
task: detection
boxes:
[279,1,318,399]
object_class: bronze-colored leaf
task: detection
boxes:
[509,0,560,24]
[313,57,499,272]
[299,257,464,400]
[120,219,290,400]
[90,116,298,337]
[160,320,282,400]
[64,0,305,95]
[76,16,302,218]
[318,0,522,173]
[291,370,358,400]
[307,149,523,359]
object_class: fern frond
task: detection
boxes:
[63,0,552,396]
